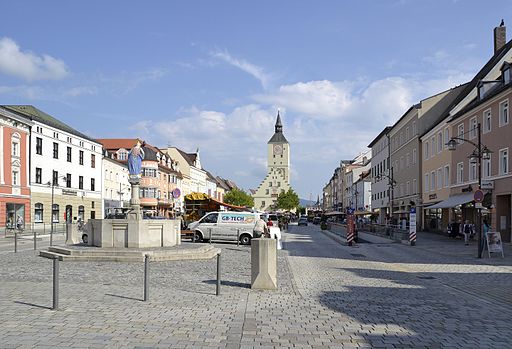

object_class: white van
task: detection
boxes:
[187,211,271,245]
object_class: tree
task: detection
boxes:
[276,188,300,211]
[223,188,254,207]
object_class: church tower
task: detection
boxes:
[253,111,291,211]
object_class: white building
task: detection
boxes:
[369,127,391,223]
[162,147,207,195]
[253,112,291,211]
[4,105,103,224]
[102,152,130,215]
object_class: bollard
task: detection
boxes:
[34,231,37,250]
[52,257,59,310]
[50,228,53,247]
[216,253,221,296]
[237,229,240,246]
[209,228,212,244]
[192,230,196,243]
[14,231,18,253]
[143,254,149,301]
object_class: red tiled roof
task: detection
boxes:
[96,138,141,150]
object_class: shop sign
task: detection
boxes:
[429,193,437,200]
[481,180,494,190]
[62,189,77,196]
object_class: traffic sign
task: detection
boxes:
[474,189,484,203]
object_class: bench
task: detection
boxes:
[181,230,195,241]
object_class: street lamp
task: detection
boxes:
[376,167,397,226]
[447,123,492,258]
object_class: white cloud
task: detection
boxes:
[0,37,69,81]
[64,86,98,97]
[210,49,271,89]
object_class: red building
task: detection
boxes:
[0,107,32,228]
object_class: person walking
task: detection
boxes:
[463,220,473,245]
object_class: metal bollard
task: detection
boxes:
[216,253,221,296]
[50,228,53,247]
[143,254,150,302]
[209,228,212,244]
[34,231,37,250]
[52,257,59,310]
[237,229,240,246]
[192,230,195,243]
[14,231,18,253]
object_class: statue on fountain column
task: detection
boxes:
[128,140,145,182]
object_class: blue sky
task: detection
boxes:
[1,1,511,200]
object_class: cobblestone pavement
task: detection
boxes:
[1,225,512,348]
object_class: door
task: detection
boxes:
[200,212,218,240]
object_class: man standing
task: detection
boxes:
[463,220,473,245]
[253,216,269,238]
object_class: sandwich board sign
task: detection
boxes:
[484,231,504,258]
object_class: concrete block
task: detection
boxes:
[251,238,277,290]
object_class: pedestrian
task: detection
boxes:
[16,215,23,230]
[253,216,269,238]
[463,220,473,245]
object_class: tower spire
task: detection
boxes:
[275,110,282,133]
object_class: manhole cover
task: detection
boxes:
[350,253,366,258]
[417,276,436,280]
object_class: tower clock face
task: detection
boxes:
[273,144,283,155]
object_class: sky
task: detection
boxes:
[1,1,511,201]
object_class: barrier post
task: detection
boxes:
[143,254,149,301]
[14,231,18,253]
[34,231,37,250]
[52,257,59,310]
[216,253,221,296]
[209,228,212,244]
[237,229,240,246]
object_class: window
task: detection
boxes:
[36,168,42,184]
[79,176,83,189]
[424,140,430,159]
[12,139,19,156]
[469,117,478,139]
[53,142,59,159]
[261,201,265,207]
[52,204,59,223]
[412,179,417,194]
[431,136,436,156]
[400,132,403,146]
[406,181,410,196]
[457,162,464,184]
[66,173,71,188]
[431,171,435,191]
[437,132,443,153]
[469,161,477,182]
[483,109,492,133]
[67,146,72,162]
[67,136,72,143]
[118,150,127,160]
[499,148,509,175]
[424,173,429,192]
[444,166,450,187]
[34,203,43,223]
[437,168,442,190]
[91,154,96,168]
[500,100,509,126]
[406,127,410,140]
[444,128,450,149]
[36,137,42,155]
[78,206,85,221]
[91,211,96,219]
[53,132,59,139]
[12,171,18,186]
[52,170,58,186]
[79,141,84,147]
[483,156,491,179]
[412,121,417,135]
[91,178,95,191]
[406,153,410,168]
[412,148,417,164]
[265,189,269,195]
[79,150,84,165]
[457,124,464,144]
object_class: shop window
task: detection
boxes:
[7,203,25,228]
[34,203,43,223]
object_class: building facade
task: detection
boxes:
[369,127,391,224]
[103,152,131,215]
[0,107,32,228]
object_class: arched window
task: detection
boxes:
[34,203,43,223]
[78,205,85,221]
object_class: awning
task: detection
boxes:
[355,210,372,215]
[424,192,474,209]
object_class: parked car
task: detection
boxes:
[298,217,308,226]
[312,217,321,225]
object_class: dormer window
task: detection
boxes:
[118,149,128,161]
[501,62,511,84]
[478,80,501,100]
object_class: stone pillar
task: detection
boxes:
[251,238,277,290]
[128,176,142,220]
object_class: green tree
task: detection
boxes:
[223,188,254,207]
[276,188,300,211]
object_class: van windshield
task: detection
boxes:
[202,213,218,224]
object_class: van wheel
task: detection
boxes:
[194,231,203,242]
[239,234,251,245]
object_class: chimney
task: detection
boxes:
[494,19,506,53]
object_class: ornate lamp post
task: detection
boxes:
[446,123,492,258]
